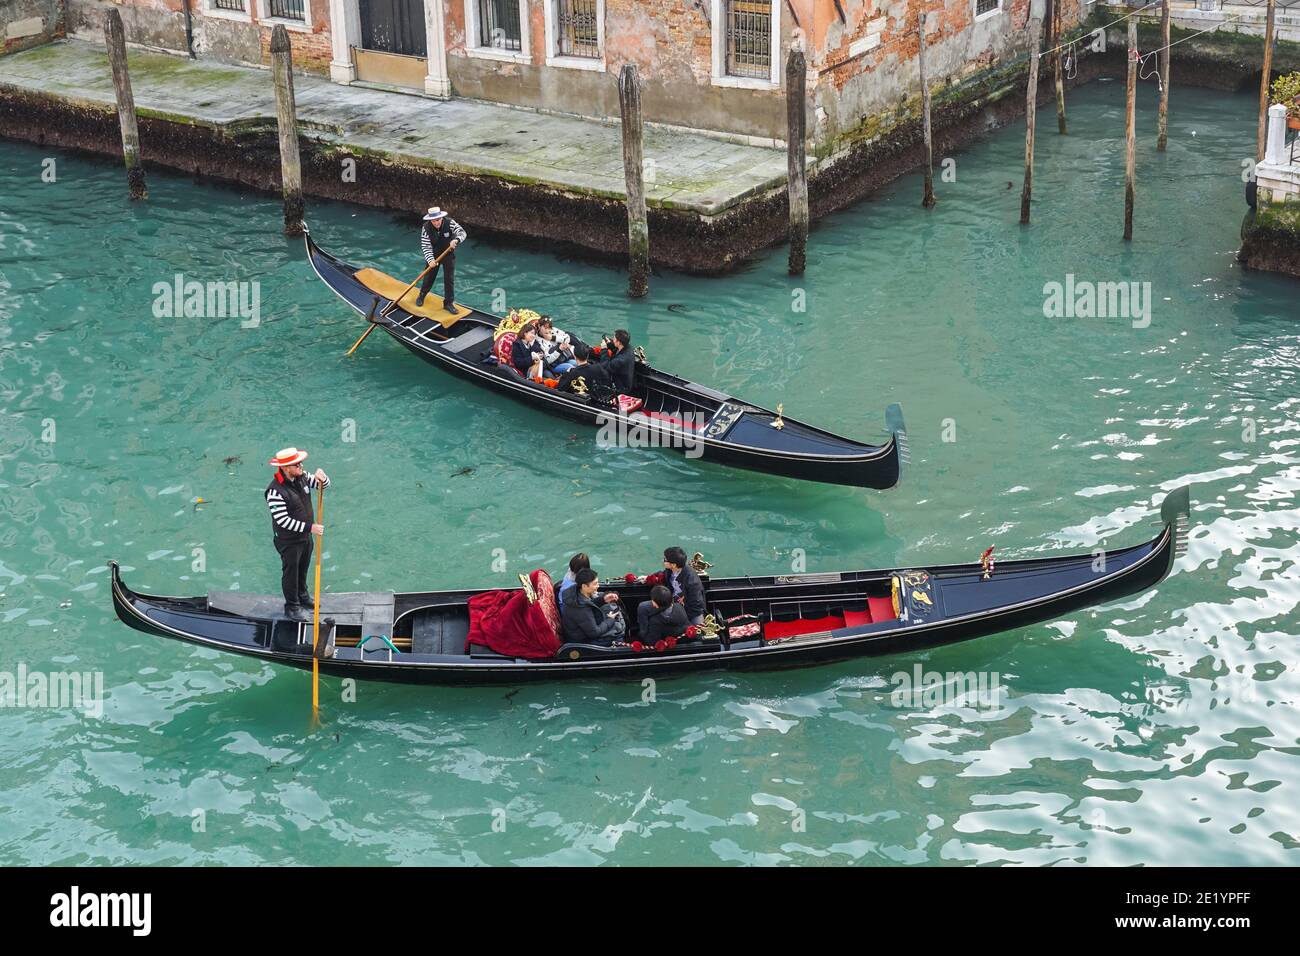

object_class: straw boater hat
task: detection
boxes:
[268,447,308,468]
[422,206,446,221]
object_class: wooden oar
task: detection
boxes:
[345,297,382,357]
[378,244,455,318]
[311,484,325,724]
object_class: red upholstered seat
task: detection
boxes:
[617,395,644,414]
[867,595,897,623]
[843,609,873,628]
[531,569,561,640]
[494,331,522,374]
[633,410,703,430]
[465,568,562,659]
[765,615,845,639]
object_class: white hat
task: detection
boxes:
[422,206,447,221]
[268,447,308,468]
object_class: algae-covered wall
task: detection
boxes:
[1,0,65,54]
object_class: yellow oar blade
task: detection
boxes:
[311,486,325,724]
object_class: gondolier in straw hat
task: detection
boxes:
[265,447,330,621]
[415,206,467,313]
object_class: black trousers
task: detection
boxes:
[274,535,313,607]
[418,254,455,305]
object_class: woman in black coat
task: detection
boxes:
[560,569,625,645]
[511,324,545,379]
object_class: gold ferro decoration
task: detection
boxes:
[772,404,785,430]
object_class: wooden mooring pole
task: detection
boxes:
[1020,14,1043,225]
[270,25,304,236]
[1052,0,1067,134]
[786,46,809,276]
[1157,0,1171,150]
[1257,0,1277,162]
[919,12,936,209]
[618,64,649,298]
[104,9,147,200]
[1124,19,1137,242]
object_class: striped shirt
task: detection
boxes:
[421,217,467,264]
[265,472,330,535]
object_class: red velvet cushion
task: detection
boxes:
[531,569,561,639]
[494,331,520,373]
[843,609,873,628]
[765,615,846,639]
[868,595,897,622]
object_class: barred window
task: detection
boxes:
[268,0,305,20]
[725,0,773,80]
[555,0,599,59]
[975,0,1001,16]
[477,0,522,52]
[211,0,246,10]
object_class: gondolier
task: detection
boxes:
[265,447,330,621]
[415,206,466,312]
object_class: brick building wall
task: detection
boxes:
[38,0,1091,143]
[63,0,334,74]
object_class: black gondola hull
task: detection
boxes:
[307,231,905,489]
[108,488,1187,686]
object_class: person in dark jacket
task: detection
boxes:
[414,206,466,312]
[264,446,330,620]
[560,568,624,645]
[556,342,612,397]
[637,585,689,644]
[510,323,545,379]
[662,546,706,625]
[595,328,636,393]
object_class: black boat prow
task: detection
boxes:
[306,230,905,489]
[110,487,1187,686]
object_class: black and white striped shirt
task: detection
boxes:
[265,472,330,536]
[421,217,467,264]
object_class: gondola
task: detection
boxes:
[305,229,906,489]
[109,487,1188,686]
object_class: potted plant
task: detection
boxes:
[1271,72,1300,130]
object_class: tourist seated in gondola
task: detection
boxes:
[510,323,546,380]
[663,546,706,626]
[595,329,636,393]
[560,568,625,645]
[536,316,577,375]
[637,585,689,644]
[556,552,590,602]
[556,343,612,398]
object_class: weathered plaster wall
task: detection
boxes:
[1,0,65,54]
[444,0,795,142]
[65,0,333,73]
[809,0,1088,151]
[441,0,1092,144]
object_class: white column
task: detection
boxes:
[424,0,451,98]
[329,0,361,84]
[1264,103,1287,166]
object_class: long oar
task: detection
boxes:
[311,484,325,724]
[379,244,455,318]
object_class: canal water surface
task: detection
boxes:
[0,82,1296,865]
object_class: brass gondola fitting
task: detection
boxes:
[634,345,647,364]
[772,404,785,430]
[690,552,712,574]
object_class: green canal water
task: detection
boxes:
[0,82,1296,866]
